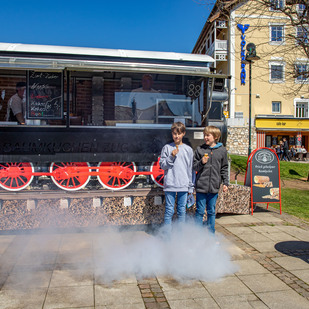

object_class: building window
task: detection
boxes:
[295,63,309,82]
[266,135,272,148]
[296,26,308,44]
[297,4,307,17]
[270,0,284,11]
[272,101,281,113]
[295,102,308,118]
[269,62,285,82]
[270,25,284,43]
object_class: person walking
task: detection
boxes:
[282,137,290,161]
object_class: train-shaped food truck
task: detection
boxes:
[0,43,228,191]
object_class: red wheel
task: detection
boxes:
[97,162,136,190]
[150,159,164,188]
[50,162,91,191]
[0,162,34,191]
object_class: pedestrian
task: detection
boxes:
[290,145,296,160]
[275,144,281,158]
[279,140,284,160]
[159,122,194,231]
[282,137,290,161]
[301,145,307,154]
[193,125,229,234]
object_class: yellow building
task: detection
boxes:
[193,0,309,154]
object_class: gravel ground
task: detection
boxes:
[0,196,170,231]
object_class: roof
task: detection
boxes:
[0,42,224,77]
[0,42,215,63]
[192,0,243,53]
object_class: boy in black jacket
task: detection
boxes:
[193,126,229,233]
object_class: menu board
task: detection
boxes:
[27,71,63,119]
[245,148,281,203]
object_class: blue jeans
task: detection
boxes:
[164,191,187,225]
[195,192,218,233]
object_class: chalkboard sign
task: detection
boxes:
[245,147,281,214]
[27,71,63,119]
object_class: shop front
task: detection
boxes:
[255,116,309,151]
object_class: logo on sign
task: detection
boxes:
[255,150,275,164]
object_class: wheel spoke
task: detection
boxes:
[72,177,77,188]
[17,176,26,186]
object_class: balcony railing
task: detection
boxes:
[205,40,228,61]
[216,40,228,50]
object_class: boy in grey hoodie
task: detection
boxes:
[193,126,229,233]
[159,122,194,228]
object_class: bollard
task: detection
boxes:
[124,196,133,207]
[27,200,36,211]
[60,198,70,209]
[93,197,102,208]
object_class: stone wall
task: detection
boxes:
[226,126,257,155]
[0,185,250,231]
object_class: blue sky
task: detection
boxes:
[3,0,213,53]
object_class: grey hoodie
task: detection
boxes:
[193,142,229,194]
[159,143,194,193]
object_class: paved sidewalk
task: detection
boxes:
[0,206,309,309]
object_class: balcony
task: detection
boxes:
[206,40,228,61]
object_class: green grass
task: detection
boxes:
[278,160,309,180]
[273,188,309,222]
[229,154,248,174]
[230,154,309,180]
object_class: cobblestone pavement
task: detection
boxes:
[0,206,309,308]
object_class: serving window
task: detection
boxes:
[103,72,204,127]
[0,69,206,128]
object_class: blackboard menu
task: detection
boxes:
[27,71,63,119]
[245,148,281,203]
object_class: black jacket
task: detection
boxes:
[283,140,289,151]
[193,143,229,194]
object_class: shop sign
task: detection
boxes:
[237,24,250,85]
[256,118,309,130]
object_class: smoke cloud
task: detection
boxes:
[95,221,238,283]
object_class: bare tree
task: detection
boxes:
[195,0,309,96]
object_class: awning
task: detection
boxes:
[256,118,309,131]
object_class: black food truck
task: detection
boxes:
[0,43,228,191]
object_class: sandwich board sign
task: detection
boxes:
[245,147,282,215]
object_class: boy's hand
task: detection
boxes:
[202,153,209,164]
[222,185,228,192]
[172,146,179,157]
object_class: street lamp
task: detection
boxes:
[245,43,260,156]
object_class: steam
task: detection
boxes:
[2,222,238,292]
[95,221,238,283]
